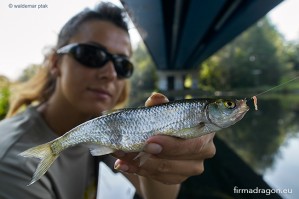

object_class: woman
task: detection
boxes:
[0,2,215,199]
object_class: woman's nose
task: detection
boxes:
[96,60,118,80]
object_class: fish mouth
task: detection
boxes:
[235,108,248,121]
[234,99,249,121]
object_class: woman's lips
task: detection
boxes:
[87,88,112,100]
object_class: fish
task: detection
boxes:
[20,98,249,185]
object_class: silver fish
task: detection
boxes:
[20,98,249,185]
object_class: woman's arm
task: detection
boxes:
[123,173,180,199]
[139,176,180,199]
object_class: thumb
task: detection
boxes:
[145,92,169,107]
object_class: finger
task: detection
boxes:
[140,159,204,176]
[114,153,206,176]
[115,158,205,184]
[115,133,216,161]
[113,151,138,162]
[145,92,169,107]
[144,133,216,160]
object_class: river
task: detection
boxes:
[129,93,299,199]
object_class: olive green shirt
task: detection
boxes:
[0,106,96,199]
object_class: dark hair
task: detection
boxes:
[57,2,130,48]
[7,2,131,117]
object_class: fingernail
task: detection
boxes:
[144,143,162,154]
[114,160,129,172]
[150,92,168,101]
[146,93,169,104]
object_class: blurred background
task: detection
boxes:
[1,0,299,198]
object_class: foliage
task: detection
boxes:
[0,76,10,120]
[198,17,289,91]
[0,64,41,120]
[283,37,299,69]
[130,42,157,98]
[17,64,41,82]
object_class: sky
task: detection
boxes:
[0,0,298,81]
[268,0,299,41]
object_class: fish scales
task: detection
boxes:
[56,99,208,152]
[20,98,249,185]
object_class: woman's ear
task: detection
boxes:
[49,53,61,77]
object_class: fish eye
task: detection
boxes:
[224,101,236,109]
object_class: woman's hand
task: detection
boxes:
[113,93,216,185]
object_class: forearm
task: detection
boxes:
[125,173,180,199]
[139,176,180,199]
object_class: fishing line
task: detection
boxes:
[245,75,299,111]
[253,75,299,97]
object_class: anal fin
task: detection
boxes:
[89,145,115,156]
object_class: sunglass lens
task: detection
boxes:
[114,58,134,78]
[65,44,134,78]
[74,45,107,68]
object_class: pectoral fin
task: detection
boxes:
[175,122,207,139]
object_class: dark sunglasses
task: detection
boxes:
[56,43,134,78]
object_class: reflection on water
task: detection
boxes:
[264,136,299,199]
[128,93,299,199]
[218,95,299,199]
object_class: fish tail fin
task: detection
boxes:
[19,141,59,186]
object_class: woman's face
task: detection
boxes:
[54,20,131,116]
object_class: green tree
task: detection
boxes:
[18,64,41,82]
[129,42,157,102]
[0,75,10,120]
[284,41,299,71]
[199,17,288,91]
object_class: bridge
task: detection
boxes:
[121,0,283,92]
